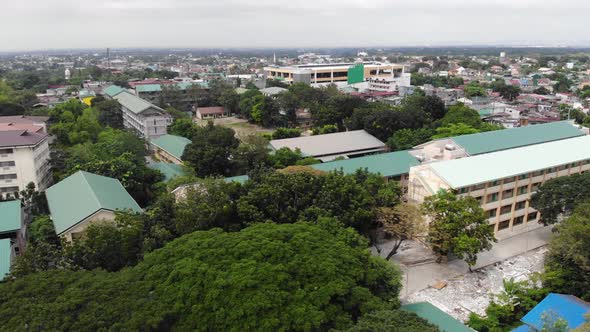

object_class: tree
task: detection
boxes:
[530,172,590,225]
[543,202,590,300]
[534,87,551,95]
[94,99,123,129]
[439,103,483,128]
[168,117,198,139]
[422,190,496,269]
[344,309,439,332]
[272,127,301,139]
[464,82,487,98]
[18,182,49,216]
[387,128,434,151]
[497,85,521,101]
[0,222,403,331]
[182,122,240,177]
[402,94,446,121]
[377,204,426,259]
[431,123,480,139]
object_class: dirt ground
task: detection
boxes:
[194,116,273,140]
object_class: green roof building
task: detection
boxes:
[103,85,125,98]
[223,175,250,184]
[46,171,142,241]
[149,162,187,182]
[150,134,191,164]
[0,238,11,280]
[311,150,420,179]
[402,302,474,332]
[0,200,21,237]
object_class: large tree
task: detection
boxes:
[422,190,496,270]
[377,203,427,259]
[530,172,590,225]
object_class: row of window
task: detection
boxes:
[497,212,538,231]
[459,160,590,193]
[0,161,16,167]
[487,201,529,218]
[0,148,14,155]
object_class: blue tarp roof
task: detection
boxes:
[520,293,590,330]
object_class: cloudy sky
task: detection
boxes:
[1,0,588,51]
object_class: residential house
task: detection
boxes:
[195,106,231,120]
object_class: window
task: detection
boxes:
[518,174,529,180]
[527,212,538,221]
[0,174,17,180]
[488,209,497,218]
[503,177,515,184]
[498,220,510,230]
[458,187,468,194]
[547,167,555,173]
[486,193,499,203]
[471,183,485,191]
[515,201,526,210]
[513,216,524,226]
[500,205,512,215]
[488,180,500,187]
[0,186,19,193]
[557,165,567,171]
[474,196,483,204]
[502,189,514,199]
[532,170,544,177]
[0,161,15,167]
[0,148,13,154]
[517,186,528,195]
[531,182,542,192]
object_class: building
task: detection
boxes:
[102,85,126,99]
[512,293,590,331]
[269,130,386,162]
[402,302,474,332]
[195,106,231,120]
[0,115,49,133]
[0,130,51,197]
[46,171,142,242]
[408,135,590,239]
[113,91,172,139]
[148,162,186,182]
[133,82,208,109]
[260,87,288,97]
[264,62,405,85]
[150,134,191,165]
[0,200,23,279]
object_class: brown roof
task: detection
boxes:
[197,106,226,115]
[0,115,49,124]
[0,123,44,133]
[0,130,48,148]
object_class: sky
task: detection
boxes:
[1,0,589,51]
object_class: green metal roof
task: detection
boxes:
[478,108,493,117]
[310,151,420,178]
[0,239,10,280]
[0,200,21,235]
[451,121,584,156]
[46,171,142,235]
[150,134,191,161]
[224,175,249,184]
[402,302,474,332]
[103,85,125,97]
[430,135,590,189]
[113,91,163,114]
[135,82,208,93]
[149,162,186,182]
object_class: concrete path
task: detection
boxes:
[376,225,554,298]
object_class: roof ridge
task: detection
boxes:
[78,171,103,211]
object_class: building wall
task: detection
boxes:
[0,139,51,196]
[409,159,590,239]
[154,147,182,165]
[121,106,171,139]
[61,209,116,242]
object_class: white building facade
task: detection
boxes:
[113,92,172,139]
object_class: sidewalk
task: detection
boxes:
[377,225,554,298]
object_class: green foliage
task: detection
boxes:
[439,103,483,128]
[344,309,439,332]
[0,222,403,331]
[182,122,240,177]
[411,72,464,88]
[497,85,521,101]
[543,202,590,300]
[168,117,198,139]
[272,127,301,139]
[464,82,487,98]
[313,124,338,135]
[530,172,590,225]
[422,190,496,267]
[387,128,435,151]
[432,123,480,139]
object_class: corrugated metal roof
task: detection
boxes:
[135,82,207,93]
[0,200,21,235]
[103,85,125,97]
[224,175,249,184]
[311,150,420,178]
[430,135,590,188]
[46,171,142,235]
[113,91,163,115]
[0,130,48,148]
[270,130,385,158]
[0,239,10,280]
[148,162,186,182]
[150,134,191,160]
[520,293,590,330]
[451,121,584,156]
[402,302,474,332]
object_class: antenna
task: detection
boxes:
[107,48,111,69]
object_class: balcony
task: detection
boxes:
[0,166,16,175]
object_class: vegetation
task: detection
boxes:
[530,172,590,225]
[377,204,426,259]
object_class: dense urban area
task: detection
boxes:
[0,47,589,331]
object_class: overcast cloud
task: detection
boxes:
[0,0,588,51]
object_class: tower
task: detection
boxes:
[273,52,276,64]
[65,68,71,80]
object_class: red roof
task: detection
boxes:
[197,106,226,115]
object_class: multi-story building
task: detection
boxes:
[113,91,172,140]
[408,135,590,239]
[264,62,405,85]
[0,130,51,197]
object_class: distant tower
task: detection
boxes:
[65,67,71,80]
[273,52,277,64]
[107,48,111,69]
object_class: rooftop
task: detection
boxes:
[103,85,125,98]
[429,135,590,188]
[260,87,288,95]
[269,130,385,158]
[197,106,226,115]
[150,134,191,161]
[0,115,49,125]
[0,200,21,235]
[46,171,142,235]
[0,130,48,148]
[148,162,186,182]
[113,91,164,115]
[311,150,420,178]
[520,293,590,331]
[0,239,10,280]
[402,302,474,332]
[223,175,250,184]
[450,121,585,156]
